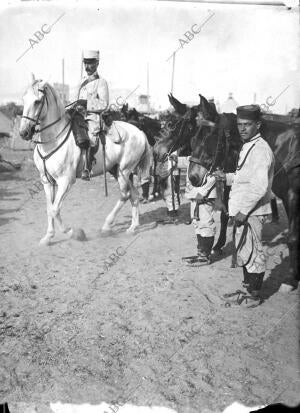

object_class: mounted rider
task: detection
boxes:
[76,49,109,180]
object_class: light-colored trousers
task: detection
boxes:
[190,200,216,237]
[235,215,267,273]
[86,114,102,146]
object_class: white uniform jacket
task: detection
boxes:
[226,133,274,217]
[77,72,109,112]
[77,72,109,141]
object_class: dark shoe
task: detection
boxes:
[238,293,263,308]
[184,219,192,225]
[81,169,90,181]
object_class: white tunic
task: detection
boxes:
[77,72,109,112]
[77,72,109,143]
[226,133,274,217]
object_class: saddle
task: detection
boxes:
[66,108,90,149]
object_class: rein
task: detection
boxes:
[36,121,73,185]
[231,221,254,268]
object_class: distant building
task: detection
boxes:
[136,94,151,114]
[220,93,239,114]
[53,83,70,105]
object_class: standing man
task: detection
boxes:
[216,105,274,306]
[77,50,109,180]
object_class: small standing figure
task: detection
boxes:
[77,49,109,180]
[216,105,275,307]
[182,109,217,264]
[183,165,217,264]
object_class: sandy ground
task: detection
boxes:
[0,146,299,413]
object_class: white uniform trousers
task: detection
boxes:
[190,200,216,237]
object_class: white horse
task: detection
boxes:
[19,75,151,245]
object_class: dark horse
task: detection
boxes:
[155,93,299,289]
[189,96,300,289]
[120,104,161,146]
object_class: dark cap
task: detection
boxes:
[237,105,261,121]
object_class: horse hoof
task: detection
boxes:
[100,228,113,237]
[126,226,138,234]
[39,236,52,246]
[70,228,87,241]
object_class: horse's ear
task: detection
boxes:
[30,73,36,84]
[38,80,46,91]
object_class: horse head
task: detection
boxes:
[188,111,241,187]
[19,75,64,141]
[154,108,197,169]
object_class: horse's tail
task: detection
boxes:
[137,133,152,182]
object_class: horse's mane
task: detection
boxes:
[40,82,65,118]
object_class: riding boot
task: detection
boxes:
[81,148,91,181]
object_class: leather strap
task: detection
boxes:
[78,72,99,95]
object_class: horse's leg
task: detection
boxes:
[101,169,130,233]
[127,177,140,233]
[212,185,230,254]
[39,183,56,246]
[49,177,74,236]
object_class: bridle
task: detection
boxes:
[21,86,63,143]
[188,119,229,174]
[21,88,46,129]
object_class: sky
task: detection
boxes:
[0,0,299,112]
